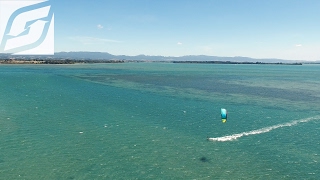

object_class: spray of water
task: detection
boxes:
[208,116,319,142]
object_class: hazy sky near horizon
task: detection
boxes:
[53,0,320,60]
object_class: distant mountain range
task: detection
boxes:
[0,51,318,63]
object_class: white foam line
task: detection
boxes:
[208,116,319,142]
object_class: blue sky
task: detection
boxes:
[52,0,320,60]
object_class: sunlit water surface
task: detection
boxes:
[0,63,319,179]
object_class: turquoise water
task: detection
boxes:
[0,63,319,179]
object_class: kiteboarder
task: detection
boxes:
[221,108,227,123]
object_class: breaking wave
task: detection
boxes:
[208,116,319,142]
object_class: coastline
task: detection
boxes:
[172,60,303,65]
[0,59,125,64]
[0,59,303,65]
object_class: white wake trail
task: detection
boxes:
[208,116,319,142]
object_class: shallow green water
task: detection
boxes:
[0,63,319,179]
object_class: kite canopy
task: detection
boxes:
[221,108,227,123]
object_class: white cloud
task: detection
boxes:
[201,45,213,52]
[97,24,103,29]
[295,44,302,47]
[69,36,121,44]
[177,42,182,45]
